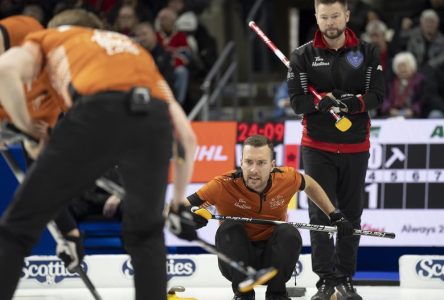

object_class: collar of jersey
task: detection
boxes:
[313,27,359,49]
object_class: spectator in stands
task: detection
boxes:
[107,0,154,26]
[165,0,217,111]
[113,4,138,37]
[52,0,100,17]
[363,19,396,117]
[156,7,191,104]
[382,52,426,118]
[167,0,216,76]
[347,0,380,35]
[135,22,175,89]
[406,9,444,70]
[362,20,394,74]
[429,0,444,32]
[22,2,47,25]
[83,0,118,16]
[0,0,23,19]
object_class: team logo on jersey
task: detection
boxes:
[415,259,444,281]
[21,259,85,284]
[312,56,329,67]
[346,51,364,69]
[269,195,286,209]
[234,198,252,210]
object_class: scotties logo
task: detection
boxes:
[415,259,444,281]
[122,258,196,280]
[291,261,303,278]
[122,259,134,278]
[21,259,86,284]
[167,258,196,280]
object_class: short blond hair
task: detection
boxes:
[48,9,104,29]
[392,52,417,74]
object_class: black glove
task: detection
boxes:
[329,209,354,239]
[332,89,362,113]
[317,95,348,113]
[56,235,85,272]
[186,206,209,229]
[166,204,199,241]
[317,95,338,112]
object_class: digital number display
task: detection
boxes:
[237,122,285,143]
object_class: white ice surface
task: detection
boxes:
[13,286,444,300]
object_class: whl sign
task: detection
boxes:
[195,145,228,161]
[190,122,237,182]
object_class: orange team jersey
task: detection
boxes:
[0,16,64,127]
[0,15,43,49]
[24,72,66,127]
[25,26,175,108]
[196,166,303,241]
[0,71,65,127]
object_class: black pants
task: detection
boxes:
[0,92,172,300]
[215,221,302,295]
[302,146,369,283]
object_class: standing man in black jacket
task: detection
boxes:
[287,1,384,299]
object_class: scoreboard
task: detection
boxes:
[364,143,444,209]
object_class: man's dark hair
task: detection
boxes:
[243,135,274,160]
[315,0,348,9]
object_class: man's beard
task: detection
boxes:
[322,27,346,39]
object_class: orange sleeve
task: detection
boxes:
[293,168,303,191]
[25,71,64,127]
[196,176,226,206]
[0,16,43,49]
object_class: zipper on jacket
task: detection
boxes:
[258,193,266,213]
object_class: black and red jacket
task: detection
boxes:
[287,28,384,153]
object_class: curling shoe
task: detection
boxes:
[335,276,362,300]
[311,278,336,300]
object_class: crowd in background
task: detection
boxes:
[0,0,217,114]
[1,0,443,120]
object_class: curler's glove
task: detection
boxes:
[329,209,354,239]
[56,235,85,272]
[166,204,199,241]
[332,89,363,113]
[189,206,210,229]
[317,95,347,113]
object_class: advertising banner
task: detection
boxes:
[17,254,317,289]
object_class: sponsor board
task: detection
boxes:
[121,257,197,281]
[17,256,90,289]
[21,258,85,285]
[17,254,316,289]
[400,255,444,288]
